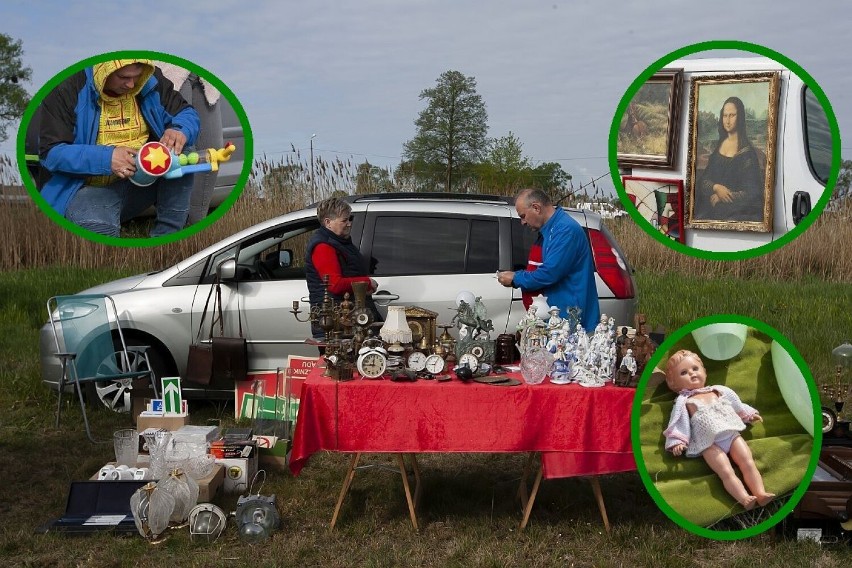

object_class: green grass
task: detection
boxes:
[1,266,851,566]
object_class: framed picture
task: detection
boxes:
[617,69,683,169]
[622,177,685,243]
[686,72,780,232]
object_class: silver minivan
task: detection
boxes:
[40,194,638,411]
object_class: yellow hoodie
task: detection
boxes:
[88,59,155,186]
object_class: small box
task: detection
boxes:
[197,463,225,502]
[255,436,291,470]
[136,412,188,432]
[173,425,221,444]
[209,439,257,460]
[215,458,256,494]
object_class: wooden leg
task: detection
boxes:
[589,476,611,533]
[397,454,419,531]
[519,462,543,531]
[330,452,361,530]
[518,451,538,507]
[409,454,422,511]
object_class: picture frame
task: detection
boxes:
[617,69,683,169]
[622,176,685,243]
[685,72,780,233]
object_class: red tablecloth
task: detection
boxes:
[290,367,637,479]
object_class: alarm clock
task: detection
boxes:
[406,351,427,372]
[424,353,445,375]
[356,342,388,379]
[458,352,480,373]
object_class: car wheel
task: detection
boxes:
[85,341,169,413]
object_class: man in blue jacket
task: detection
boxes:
[497,188,600,332]
[39,58,200,237]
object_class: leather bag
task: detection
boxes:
[185,277,218,385]
[210,280,248,383]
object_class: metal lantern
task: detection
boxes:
[188,503,228,543]
[130,482,176,541]
[233,470,280,542]
[156,468,199,525]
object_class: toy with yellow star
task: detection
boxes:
[130,141,237,187]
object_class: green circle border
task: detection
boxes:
[608,40,841,260]
[630,314,822,539]
[16,49,253,247]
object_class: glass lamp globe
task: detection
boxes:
[156,468,200,525]
[235,494,280,542]
[188,503,227,543]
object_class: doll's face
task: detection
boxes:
[666,355,707,391]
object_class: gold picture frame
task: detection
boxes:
[686,72,780,232]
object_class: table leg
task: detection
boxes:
[589,476,611,534]
[330,452,362,530]
[396,454,419,530]
[408,453,422,511]
[517,451,538,508]
[519,457,543,531]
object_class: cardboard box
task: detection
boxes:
[215,457,256,494]
[209,439,257,460]
[136,412,188,432]
[89,462,224,502]
[254,435,290,471]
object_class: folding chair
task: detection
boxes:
[47,294,159,443]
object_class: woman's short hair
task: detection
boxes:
[316,197,351,223]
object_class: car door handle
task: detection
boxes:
[372,290,400,304]
[792,191,811,225]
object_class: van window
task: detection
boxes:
[371,216,498,275]
[511,218,537,270]
[803,87,832,184]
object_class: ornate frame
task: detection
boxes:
[617,69,683,169]
[685,72,780,233]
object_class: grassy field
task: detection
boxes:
[1,266,851,567]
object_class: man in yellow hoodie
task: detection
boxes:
[39,58,200,237]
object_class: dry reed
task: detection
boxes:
[1,152,849,284]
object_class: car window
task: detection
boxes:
[236,220,319,280]
[803,86,831,184]
[370,215,499,275]
[511,218,537,270]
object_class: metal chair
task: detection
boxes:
[47,294,159,443]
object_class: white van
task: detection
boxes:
[616,56,833,253]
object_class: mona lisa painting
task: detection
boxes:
[686,72,780,232]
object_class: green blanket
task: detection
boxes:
[637,329,813,527]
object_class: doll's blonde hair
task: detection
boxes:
[664,349,704,390]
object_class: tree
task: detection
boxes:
[486,131,529,172]
[354,160,394,194]
[402,70,488,192]
[0,34,32,143]
[834,159,851,204]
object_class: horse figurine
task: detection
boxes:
[450,299,494,339]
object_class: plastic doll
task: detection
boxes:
[663,349,774,510]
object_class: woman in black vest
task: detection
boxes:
[305,197,379,340]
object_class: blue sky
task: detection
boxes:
[2,0,848,194]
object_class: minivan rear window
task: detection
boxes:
[803,87,831,184]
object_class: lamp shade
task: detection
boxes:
[130,482,176,540]
[833,342,852,369]
[379,306,412,344]
[691,323,748,361]
[771,340,815,437]
[156,468,199,524]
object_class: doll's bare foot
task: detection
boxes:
[739,495,757,511]
[756,493,776,507]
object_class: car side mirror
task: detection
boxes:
[279,249,293,268]
[217,258,237,281]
